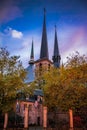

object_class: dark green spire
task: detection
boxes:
[40,8,49,59]
[52,25,61,68]
[29,40,34,64]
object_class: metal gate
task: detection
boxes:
[47,111,69,130]
[73,111,87,129]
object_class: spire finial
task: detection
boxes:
[55,25,57,33]
[55,25,56,29]
[44,8,46,15]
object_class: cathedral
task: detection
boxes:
[25,9,61,83]
[16,9,61,126]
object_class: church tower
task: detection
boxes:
[35,9,52,78]
[40,9,49,59]
[52,26,61,68]
[29,39,34,64]
[25,40,35,83]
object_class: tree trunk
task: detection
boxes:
[4,112,8,129]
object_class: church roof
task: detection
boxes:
[29,40,34,64]
[34,89,43,96]
[53,25,60,56]
[52,26,61,68]
[24,40,35,83]
[40,9,49,60]
[25,64,35,83]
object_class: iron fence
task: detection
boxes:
[0,110,87,130]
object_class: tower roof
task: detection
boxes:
[52,25,61,68]
[40,9,49,59]
[29,40,34,64]
[53,25,59,56]
[25,40,35,83]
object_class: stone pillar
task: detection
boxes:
[69,109,74,130]
[24,107,29,129]
[43,106,47,129]
[4,112,8,129]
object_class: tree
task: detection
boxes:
[63,52,87,111]
[0,48,27,128]
[43,52,87,112]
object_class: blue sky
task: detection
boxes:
[0,0,87,67]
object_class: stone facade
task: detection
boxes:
[16,100,43,126]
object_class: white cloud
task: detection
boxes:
[11,29,23,39]
[9,31,41,67]
[3,27,23,39]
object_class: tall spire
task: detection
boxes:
[52,25,61,68]
[40,8,49,59]
[29,40,34,64]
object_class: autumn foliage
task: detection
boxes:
[43,52,87,112]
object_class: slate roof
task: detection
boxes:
[52,26,61,68]
[53,26,59,57]
[25,64,35,83]
[40,9,49,59]
[34,89,43,96]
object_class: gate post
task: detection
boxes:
[43,106,47,130]
[69,109,74,130]
[4,112,8,129]
[24,106,29,129]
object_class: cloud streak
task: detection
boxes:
[0,22,87,68]
[0,0,22,24]
[47,24,87,64]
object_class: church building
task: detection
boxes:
[16,9,61,126]
[25,9,61,83]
